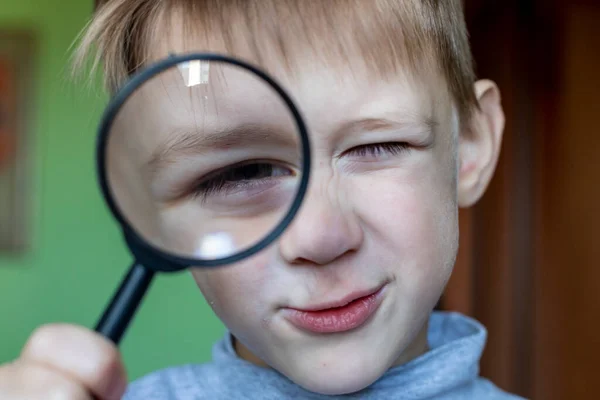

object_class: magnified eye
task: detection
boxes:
[191,161,293,200]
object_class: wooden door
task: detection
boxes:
[442,1,600,398]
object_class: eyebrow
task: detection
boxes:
[147,115,438,176]
[147,124,298,175]
[333,116,438,139]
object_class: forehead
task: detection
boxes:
[141,6,451,117]
[129,61,440,127]
[140,36,447,132]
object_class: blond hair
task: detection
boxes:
[74,0,477,123]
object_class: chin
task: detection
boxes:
[279,348,393,396]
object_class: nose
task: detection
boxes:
[279,177,363,266]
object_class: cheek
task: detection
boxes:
[352,163,458,286]
[190,252,273,327]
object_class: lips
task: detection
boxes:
[282,285,386,334]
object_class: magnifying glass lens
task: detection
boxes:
[105,58,304,262]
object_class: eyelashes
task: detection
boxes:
[185,142,411,201]
[343,142,411,158]
[190,162,293,200]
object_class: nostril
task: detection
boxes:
[290,257,316,266]
[290,248,358,267]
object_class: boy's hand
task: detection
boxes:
[0,324,127,400]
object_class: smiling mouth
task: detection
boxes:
[282,285,387,334]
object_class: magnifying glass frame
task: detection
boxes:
[94,53,311,344]
[96,52,311,271]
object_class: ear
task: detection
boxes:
[458,79,505,207]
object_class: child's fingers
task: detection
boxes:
[19,323,127,400]
[0,360,92,399]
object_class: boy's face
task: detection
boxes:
[192,67,460,394]
[109,27,503,396]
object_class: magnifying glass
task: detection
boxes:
[93,53,311,344]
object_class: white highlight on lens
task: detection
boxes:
[195,232,236,259]
[178,60,210,87]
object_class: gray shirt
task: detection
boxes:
[124,311,525,399]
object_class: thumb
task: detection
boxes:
[21,324,128,400]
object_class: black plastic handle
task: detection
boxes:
[95,263,154,344]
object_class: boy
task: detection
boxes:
[0,0,523,399]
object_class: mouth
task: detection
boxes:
[282,284,387,334]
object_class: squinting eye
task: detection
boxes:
[346,142,411,157]
[191,162,293,199]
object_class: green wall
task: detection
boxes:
[0,0,225,381]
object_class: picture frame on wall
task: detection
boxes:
[0,31,36,254]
